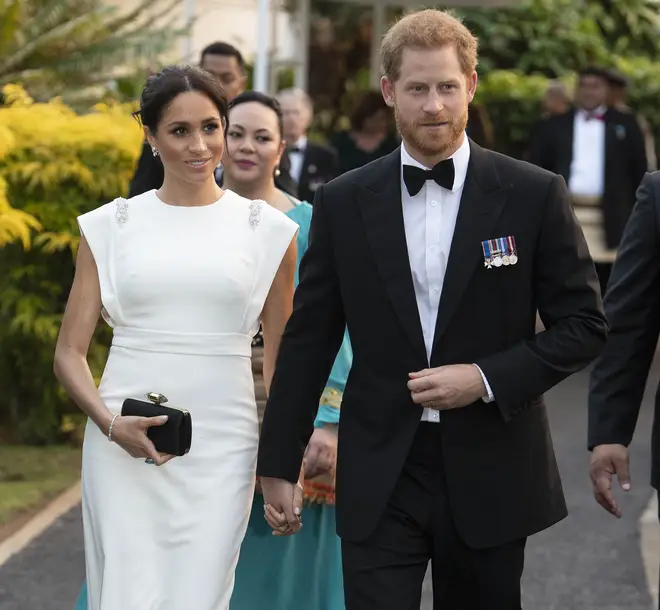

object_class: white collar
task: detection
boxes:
[400,133,470,193]
[578,105,607,119]
[290,135,307,151]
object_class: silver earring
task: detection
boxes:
[151,146,159,157]
[274,167,281,177]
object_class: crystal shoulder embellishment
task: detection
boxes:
[249,199,263,227]
[115,199,128,225]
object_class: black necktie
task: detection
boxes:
[288,145,302,153]
[403,159,455,196]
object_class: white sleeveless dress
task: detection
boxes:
[77,189,298,610]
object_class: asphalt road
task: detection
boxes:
[0,361,656,610]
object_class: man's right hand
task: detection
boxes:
[260,476,303,536]
[589,443,631,518]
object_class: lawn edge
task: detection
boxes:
[0,480,81,568]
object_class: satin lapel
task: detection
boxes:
[357,148,426,358]
[558,111,575,180]
[431,142,511,356]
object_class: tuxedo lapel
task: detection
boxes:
[603,109,619,180]
[557,111,575,180]
[357,148,426,358]
[431,142,511,356]
[298,149,311,187]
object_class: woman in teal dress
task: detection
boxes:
[75,90,349,610]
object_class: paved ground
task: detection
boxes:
[0,360,657,610]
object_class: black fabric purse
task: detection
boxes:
[121,392,192,456]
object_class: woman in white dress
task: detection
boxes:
[53,65,301,610]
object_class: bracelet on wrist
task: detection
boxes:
[107,414,119,442]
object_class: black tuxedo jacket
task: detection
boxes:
[257,141,608,548]
[588,171,660,487]
[528,108,647,249]
[293,141,339,204]
[127,141,299,198]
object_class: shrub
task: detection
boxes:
[0,85,142,444]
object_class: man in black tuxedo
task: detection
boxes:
[128,42,298,198]
[258,9,607,609]
[276,88,339,203]
[588,172,660,525]
[528,66,647,294]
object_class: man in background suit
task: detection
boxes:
[588,172,660,587]
[128,42,298,198]
[528,66,647,294]
[277,88,339,203]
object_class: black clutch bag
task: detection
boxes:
[121,392,192,456]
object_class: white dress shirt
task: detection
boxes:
[288,136,307,184]
[400,136,494,423]
[568,106,606,198]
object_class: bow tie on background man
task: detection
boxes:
[585,111,605,121]
[403,158,455,196]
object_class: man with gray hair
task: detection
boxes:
[276,87,339,203]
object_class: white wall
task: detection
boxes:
[109,0,297,65]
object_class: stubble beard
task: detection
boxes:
[394,102,468,160]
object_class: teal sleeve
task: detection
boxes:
[285,202,352,428]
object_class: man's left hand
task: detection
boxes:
[407,364,487,410]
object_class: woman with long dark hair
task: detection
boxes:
[57,66,299,609]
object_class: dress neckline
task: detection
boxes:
[152,188,229,209]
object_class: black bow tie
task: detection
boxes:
[403,159,455,196]
[288,145,303,153]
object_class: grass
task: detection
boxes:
[0,445,81,527]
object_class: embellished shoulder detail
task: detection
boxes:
[115,198,128,225]
[249,199,263,227]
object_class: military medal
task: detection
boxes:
[499,237,510,266]
[481,239,492,269]
[507,235,518,265]
[491,239,503,267]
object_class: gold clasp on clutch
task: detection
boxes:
[145,392,168,405]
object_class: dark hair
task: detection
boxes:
[134,65,229,134]
[200,42,245,73]
[604,68,629,89]
[578,66,610,81]
[228,90,284,140]
[350,90,391,132]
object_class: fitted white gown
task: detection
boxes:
[77,189,298,610]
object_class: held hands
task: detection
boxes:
[407,364,487,410]
[261,475,304,536]
[589,443,631,518]
[108,415,175,466]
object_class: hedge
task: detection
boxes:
[0,85,142,443]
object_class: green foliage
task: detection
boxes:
[460,0,660,76]
[0,86,142,444]
[473,71,566,158]
[0,0,186,104]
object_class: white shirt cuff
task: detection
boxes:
[473,364,494,403]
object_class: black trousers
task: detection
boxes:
[341,424,526,610]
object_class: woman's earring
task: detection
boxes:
[274,167,281,177]
[151,146,159,157]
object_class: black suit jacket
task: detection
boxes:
[291,141,339,204]
[257,141,608,548]
[127,141,299,198]
[588,172,660,487]
[528,108,647,249]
